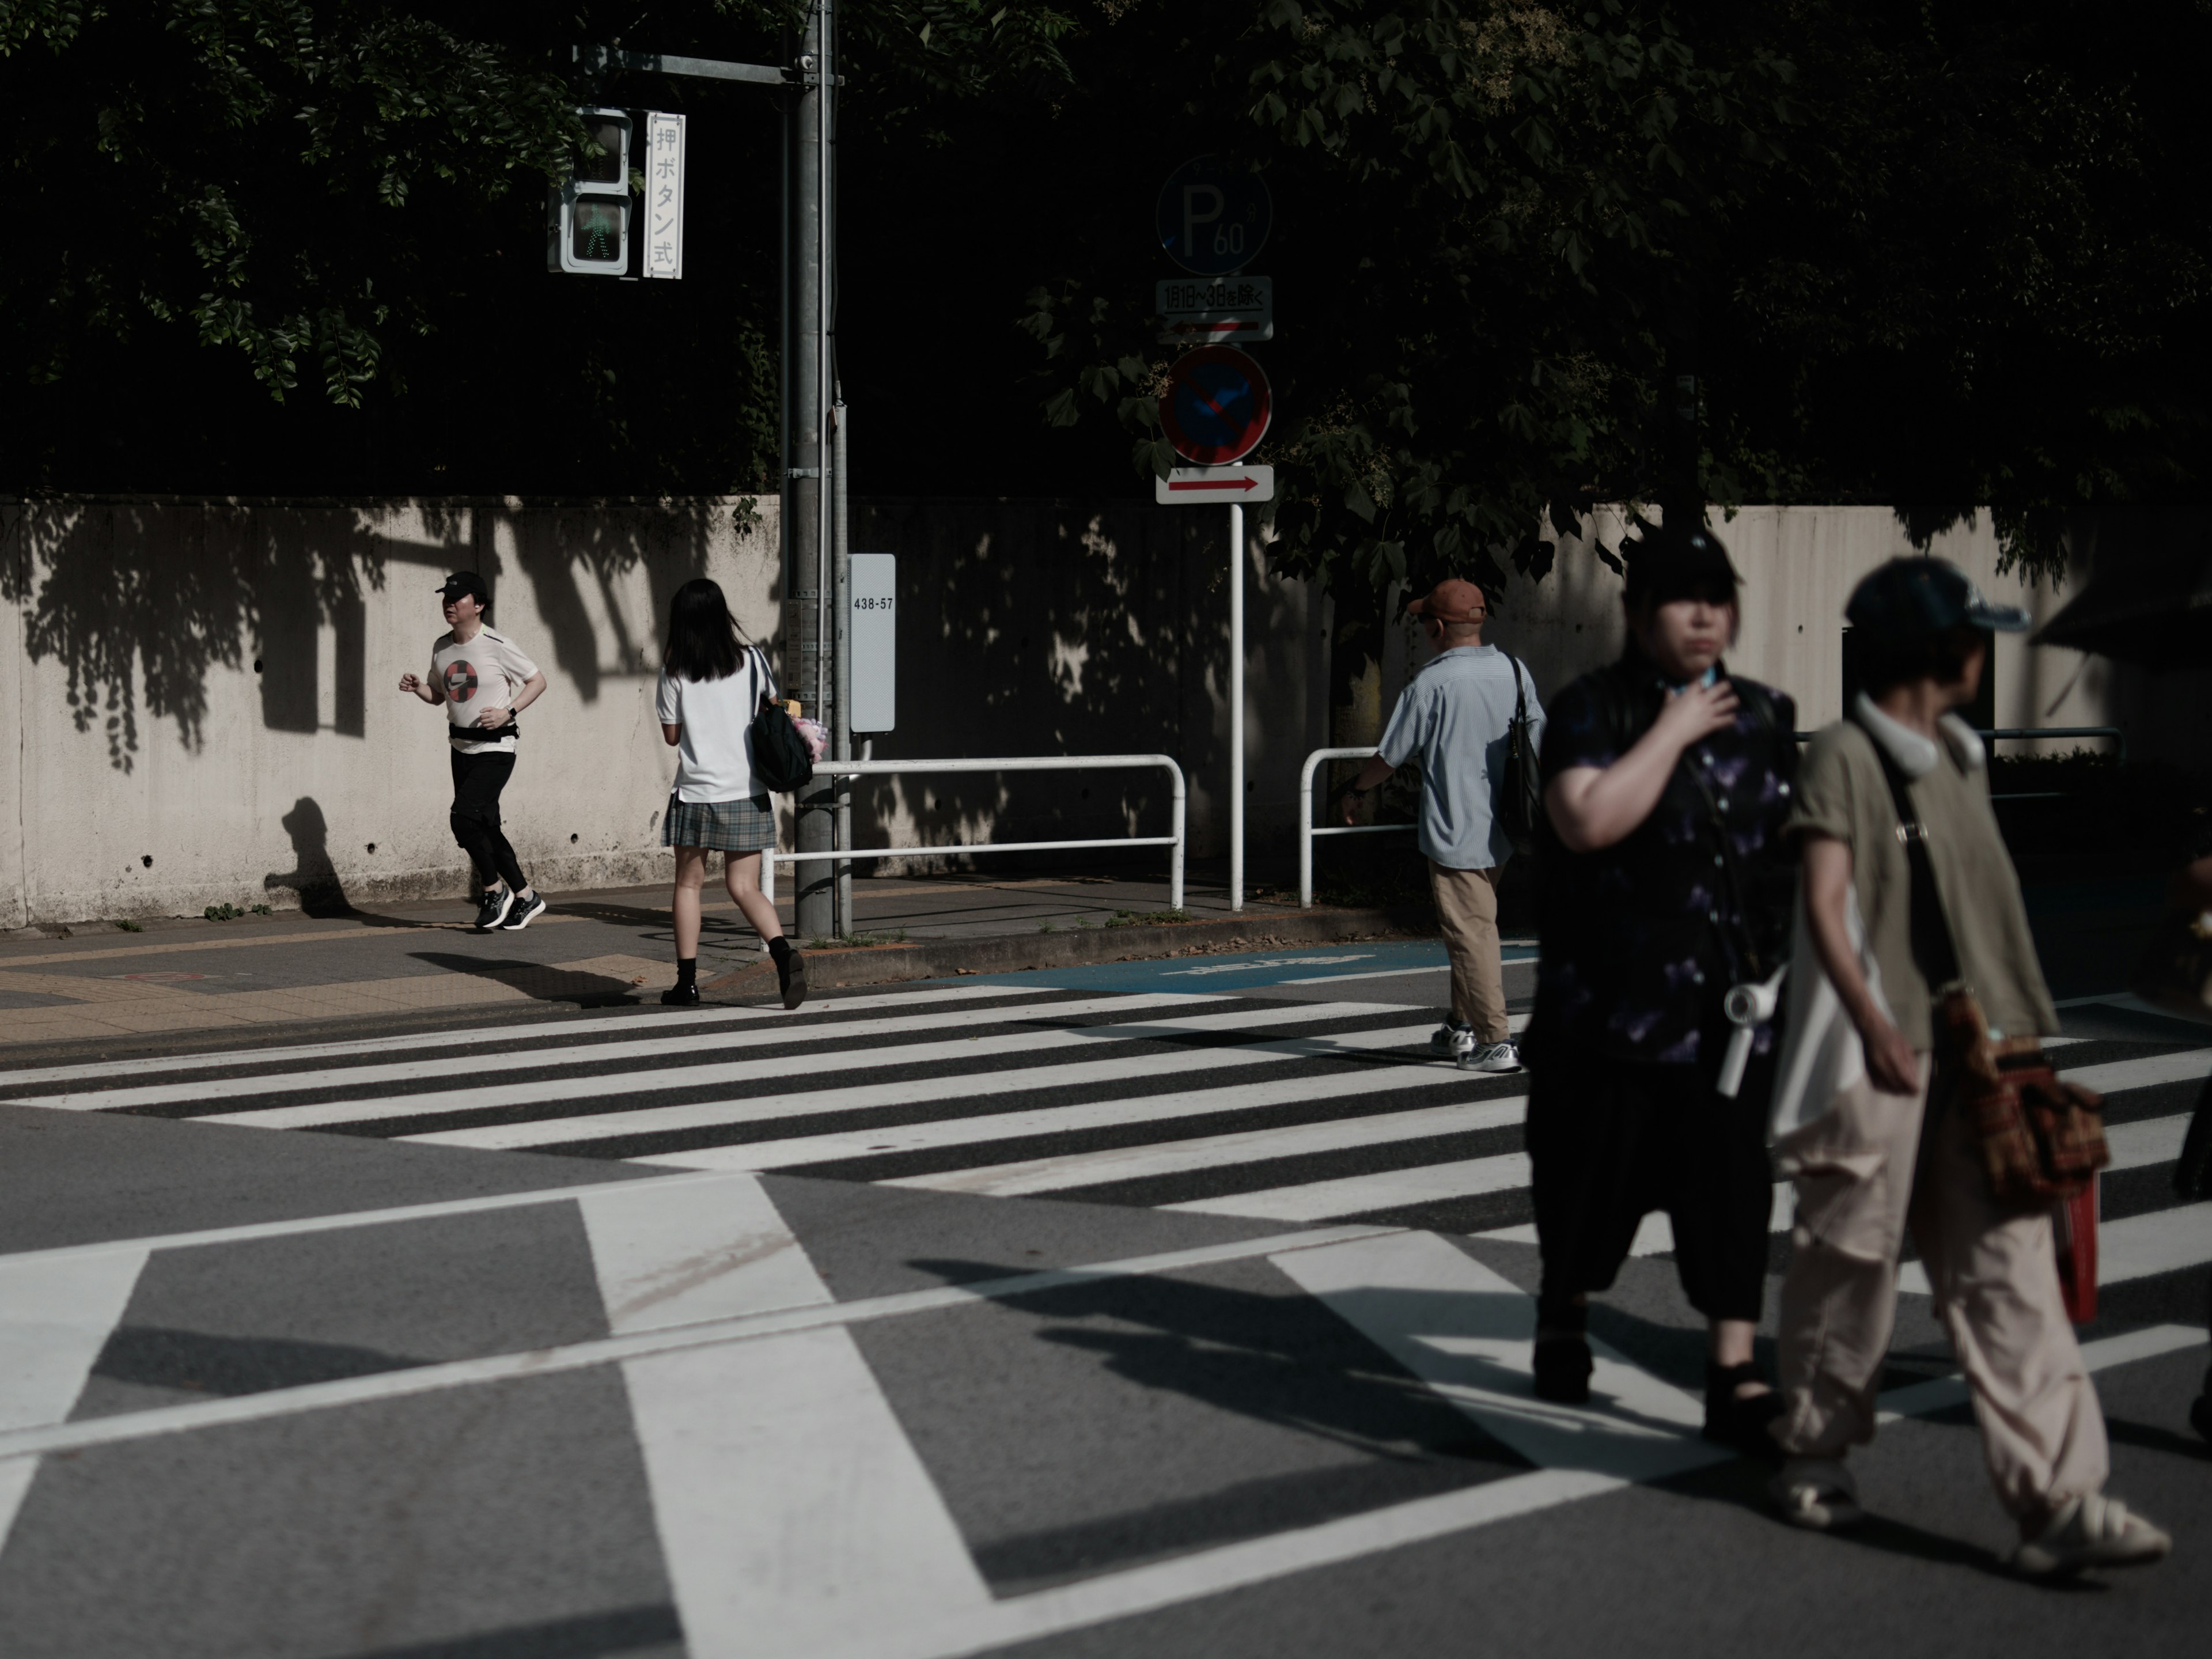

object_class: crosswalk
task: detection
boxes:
[3,982,2208,1291]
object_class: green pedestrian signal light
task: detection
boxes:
[570,198,626,264]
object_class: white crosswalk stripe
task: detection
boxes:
[2,988,2206,1295]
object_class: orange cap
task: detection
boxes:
[1406,578,1488,625]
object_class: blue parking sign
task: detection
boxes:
[1155,157,1272,276]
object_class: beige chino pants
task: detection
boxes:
[1771,1057,2108,1532]
[1428,862,1508,1043]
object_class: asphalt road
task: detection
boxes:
[0,944,2205,1659]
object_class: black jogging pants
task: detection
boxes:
[450,749,528,893]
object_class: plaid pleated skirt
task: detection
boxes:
[661,793,778,852]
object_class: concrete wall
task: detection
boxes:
[1387,505,2199,764]
[1,497,2196,930]
[0,495,1327,927]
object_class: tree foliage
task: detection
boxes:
[1020,1,2211,590]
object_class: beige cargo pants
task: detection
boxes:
[1429,862,1508,1044]
[1771,1056,2108,1533]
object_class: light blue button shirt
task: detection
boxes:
[1377,645,1545,871]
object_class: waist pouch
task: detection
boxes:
[451,719,519,745]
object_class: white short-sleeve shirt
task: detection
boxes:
[656,649,775,803]
[431,627,540,755]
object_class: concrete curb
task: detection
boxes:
[700,906,1439,994]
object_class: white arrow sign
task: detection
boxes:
[1156,465,1273,505]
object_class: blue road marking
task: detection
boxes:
[945,940,1537,996]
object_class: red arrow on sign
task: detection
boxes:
[1157,464,1274,506]
[1166,475,1264,493]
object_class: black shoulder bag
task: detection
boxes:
[746,647,815,793]
[1495,653,1544,854]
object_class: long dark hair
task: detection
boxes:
[662,578,748,681]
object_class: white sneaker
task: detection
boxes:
[1430,1022,1476,1058]
[2012,1494,2172,1577]
[1770,1458,1864,1532]
[1459,1039,1522,1073]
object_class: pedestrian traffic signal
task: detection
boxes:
[547,108,632,276]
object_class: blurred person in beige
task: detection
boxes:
[1764,556,2169,1578]
[1337,577,1543,1073]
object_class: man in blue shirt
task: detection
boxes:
[1338,578,1543,1071]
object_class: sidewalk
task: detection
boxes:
[0,870,1418,1056]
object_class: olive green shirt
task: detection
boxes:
[1787,704,2058,1048]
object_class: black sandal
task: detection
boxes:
[1703,1359,1784,1457]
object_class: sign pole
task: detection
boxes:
[1229,501,1244,914]
[787,0,835,945]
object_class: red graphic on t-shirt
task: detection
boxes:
[443,661,479,702]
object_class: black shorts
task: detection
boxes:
[1525,1031,1777,1321]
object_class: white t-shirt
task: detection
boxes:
[656,649,775,802]
[431,627,540,755]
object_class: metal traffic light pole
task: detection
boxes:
[790,0,839,945]
[575,25,843,946]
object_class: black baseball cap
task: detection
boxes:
[1845,557,2031,638]
[1623,525,1741,605]
[435,571,489,605]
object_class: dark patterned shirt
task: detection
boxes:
[1529,652,1798,1066]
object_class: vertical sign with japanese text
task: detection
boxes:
[644,112,687,280]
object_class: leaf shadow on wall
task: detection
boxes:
[3,499,728,777]
[832,495,1317,892]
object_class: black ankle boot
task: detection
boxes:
[661,957,700,1006]
[1533,1332,1593,1403]
[1703,1360,1785,1457]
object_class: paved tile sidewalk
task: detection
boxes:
[0,872,1302,1050]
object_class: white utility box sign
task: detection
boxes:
[850,554,896,732]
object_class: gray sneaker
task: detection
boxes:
[1430,1022,1475,1059]
[2012,1494,2172,1577]
[474,888,514,931]
[1459,1039,1523,1073]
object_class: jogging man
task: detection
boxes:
[397,571,551,931]
[1338,577,1543,1071]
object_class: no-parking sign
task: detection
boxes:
[1158,346,1272,467]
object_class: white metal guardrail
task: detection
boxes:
[1298,724,2133,912]
[1793,724,2128,800]
[763,755,1187,913]
[1297,747,1413,909]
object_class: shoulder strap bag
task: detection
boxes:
[1854,715,2107,1311]
[745,647,815,794]
[1494,653,1544,855]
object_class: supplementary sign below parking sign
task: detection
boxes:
[1156,466,1273,505]
[1155,157,1272,276]
[1158,346,1272,467]
[1157,276,1272,344]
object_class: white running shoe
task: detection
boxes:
[1430,1022,1476,1058]
[1459,1039,1522,1073]
[2012,1494,2172,1577]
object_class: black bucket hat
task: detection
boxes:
[1623,526,1741,606]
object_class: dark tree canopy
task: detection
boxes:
[5,2,2206,596]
